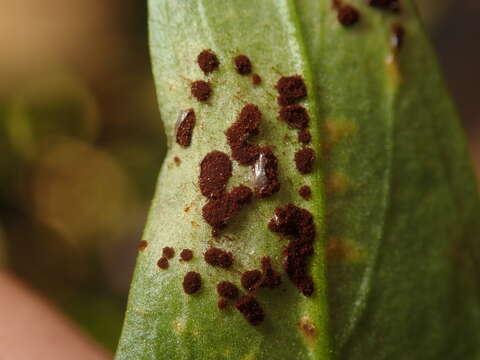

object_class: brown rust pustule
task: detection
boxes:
[295,147,315,174]
[137,240,148,251]
[199,151,233,199]
[234,55,252,75]
[298,130,312,144]
[162,247,175,259]
[275,75,307,106]
[175,109,196,147]
[252,73,262,86]
[241,270,263,292]
[204,248,234,268]
[183,271,202,294]
[279,105,310,129]
[217,281,239,299]
[157,257,169,270]
[299,185,312,200]
[226,104,262,165]
[191,80,212,102]
[269,204,316,296]
[235,296,265,326]
[368,0,400,12]
[337,4,360,27]
[180,249,193,262]
[197,49,219,74]
[259,256,281,289]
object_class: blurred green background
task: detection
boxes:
[0,0,478,352]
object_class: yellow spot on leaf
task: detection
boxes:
[326,173,350,195]
[327,238,365,264]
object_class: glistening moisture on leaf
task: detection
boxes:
[115,1,480,359]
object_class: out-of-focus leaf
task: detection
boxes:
[116,1,480,359]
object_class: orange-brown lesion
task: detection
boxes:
[298,316,317,348]
[326,238,365,264]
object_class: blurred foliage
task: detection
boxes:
[0,0,478,353]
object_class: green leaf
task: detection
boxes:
[116,1,480,359]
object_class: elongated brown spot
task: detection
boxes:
[295,148,315,174]
[191,80,211,102]
[176,109,196,147]
[204,248,234,268]
[235,296,264,326]
[183,271,201,294]
[197,49,219,74]
[234,55,252,75]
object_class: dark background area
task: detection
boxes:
[0,0,478,351]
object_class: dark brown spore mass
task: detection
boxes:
[337,5,360,26]
[234,55,252,75]
[137,240,148,251]
[183,271,202,294]
[235,296,265,326]
[241,270,263,291]
[226,104,262,165]
[204,248,234,268]
[197,49,219,74]
[269,204,316,296]
[217,281,239,299]
[298,130,312,144]
[252,73,262,86]
[279,105,310,129]
[368,0,400,12]
[199,151,233,199]
[299,185,312,200]
[260,257,282,289]
[191,80,211,102]
[253,148,281,198]
[175,109,196,147]
[275,76,307,106]
[162,247,175,259]
[218,298,229,310]
[391,23,405,50]
[202,185,253,231]
[295,148,315,174]
[180,249,193,262]
[157,257,169,270]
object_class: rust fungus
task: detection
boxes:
[191,80,211,102]
[137,240,148,251]
[275,75,307,106]
[197,49,219,74]
[252,73,262,86]
[269,204,316,296]
[199,151,232,199]
[226,104,262,165]
[241,270,263,292]
[299,317,317,346]
[260,256,282,289]
[299,185,312,200]
[295,147,315,174]
[368,0,400,12]
[298,130,312,144]
[234,55,252,75]
[183,271,202,294]
[235,296,265,326]
[174,156,181,166]
[204,248,234,268]
[253,148,280,198]
[202,185,253,232]
[180,249,193,262]
[157,257,169,270]
[337,4,360,27]
[218,298,229,310]
[217,281,239,299]
[279,105,310,129]
[163,247,175,259]
[175,109,196,147]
